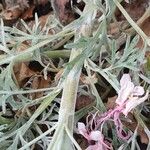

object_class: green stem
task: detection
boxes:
[43,50,71,58]
[48,4,94,149]
[0,87,55,95]
[47,54,82,150]
[0,31,73,65]
[0,49,71,64]
[0,114,14,125]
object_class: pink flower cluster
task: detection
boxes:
[78,122,112,150]
[78,74,149,150]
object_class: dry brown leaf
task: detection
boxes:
[80,73,98,85]
[14,62,36,86]
[76,95,93,110]
[115,0,148,22]
[16,43,29,52]
[137,17,150,48]
[75,135,88,150]
[2,7,22,20]
[137,126,149,144]
[108,22,121,36]
[37,0,48,5]
[13,43,34,86]
[52,0,75,24]
[5,0,29,10]
[37,13,53,29]
[122,118,149,144]
[26,13,53,31]
[21,5,35,20]
[54,68,64,82]
[31,75,51,99]
[106,96,117,110]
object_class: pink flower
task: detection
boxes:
[95,107,131,140]
[78,122,112,150]
[116,74,149,116]
[125,0,130,3]
[77,74,149,148]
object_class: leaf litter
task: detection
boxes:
[0,0,150,150]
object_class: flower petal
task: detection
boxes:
[122,91,149,116]
[86,142,110,150]
[78,122,89,139]
[86,144,100,150]
[120,74,131,87]
[125,0,130,3]
[133,86,144,96]
[78,122,86,132]
[116,74,134,105]
[89,131,102,141]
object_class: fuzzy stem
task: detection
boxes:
[47,41,83,150]
[48,5,95,150]
[0,49,71,64]
[0,31,73,65]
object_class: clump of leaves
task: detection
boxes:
[0,0,150,150]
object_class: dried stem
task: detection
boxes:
[113,0,150,46]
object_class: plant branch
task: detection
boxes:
[113,0,150,46]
